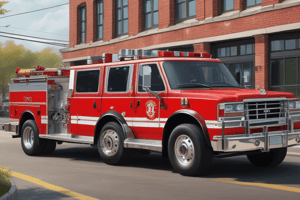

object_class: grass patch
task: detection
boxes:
[0,166,11,197]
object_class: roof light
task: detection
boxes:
[16,68,20,74]
[174,51,189,57]
[188,53,201,57]
[158,51,174,57]
[201,53,212,58]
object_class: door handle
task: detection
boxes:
[93,102,97,109]
[130,102,133,108]
[137,100,140,107]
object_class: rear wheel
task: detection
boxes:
[247,148,287,167]
[168,124,213,176]
[21,120,46,156]
[97,122,131,165]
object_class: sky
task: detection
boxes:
[0,0,69,53]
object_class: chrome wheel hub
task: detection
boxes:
[23,127,34,149]
[100,129,119,156]
[174,135,194,167]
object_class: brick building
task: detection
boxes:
[60,0,300,96]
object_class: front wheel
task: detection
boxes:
[21,120,46,156]
[168,124,213,176]
[97,122,131,165]
[247,148,287,167]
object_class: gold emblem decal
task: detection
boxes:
[146,100,157,120]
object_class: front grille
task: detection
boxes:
[245,101,285,120]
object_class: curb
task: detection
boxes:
[0,180,18,200]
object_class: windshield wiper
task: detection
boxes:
[177,83,211,89]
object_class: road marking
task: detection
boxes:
[215,178,300,193]
[1,169,99,200]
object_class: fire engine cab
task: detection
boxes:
[4,49,300,176]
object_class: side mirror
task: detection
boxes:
[142,65,151,90]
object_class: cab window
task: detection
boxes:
[138,64,165,92]
[107,66,130,92]
[76,69,100,93]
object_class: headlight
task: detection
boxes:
[289,101,300,109]
[225,103,244,113]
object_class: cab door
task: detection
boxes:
[73,68,102,136]
[132,63,167,140]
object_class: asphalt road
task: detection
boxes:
[1,130,300,200]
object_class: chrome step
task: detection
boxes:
[39,134,94,144]
[124,138,162,152]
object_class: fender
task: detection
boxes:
[95,110,135,139]
[167,109,211,147]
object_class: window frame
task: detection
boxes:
[78,5,86,44]
[137,62,166,93]
[143,0,159,30]
[175,0,196,23]
[95,0,104,41]
[217,44,254,58]
[221,0,235,13]
[105,64,134,93]
[115,0,129,37]
[244,0,262,9]
[75,69,101,94]
[271,38,300,52]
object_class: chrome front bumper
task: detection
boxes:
[211,115,300,152]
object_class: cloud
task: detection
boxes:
[28,7,69,35]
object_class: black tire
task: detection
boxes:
[43,140,56,154]
[21,120,46,156]
[168,124,213,176]
[97,122,131,165]
[247,148,287,167]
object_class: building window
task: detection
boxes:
[221,0,234,12]
[245,0,262,8]
[144,0,159,30]
[116,0,128,36]
[79,5,86,44]
[271,38,299,52]
[240,44,254,55]
[217,44,254,57]
[175,0,196,22]
[96,0,103,40]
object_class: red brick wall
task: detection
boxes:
[193,43,210,53]
[262,0,283,7]
[103,0,115,42]
[255,34,269,90]
[205,0,219,18]
[235,0,244,11]
[65,5,300,60]
[159,0,175,29]
[196,0,205,21]
[129,0,143,36]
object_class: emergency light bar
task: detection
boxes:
[79,49,212,64]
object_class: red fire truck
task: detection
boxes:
[4,49,300,176]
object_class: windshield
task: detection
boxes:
[163,61,241,89]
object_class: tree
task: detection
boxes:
[0,1,9,15]
[0,41,62,99]
[0,41,37,99]
[34,47,62,68]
